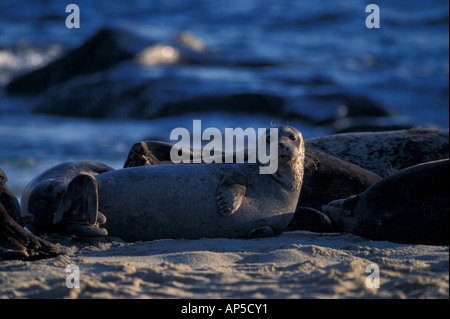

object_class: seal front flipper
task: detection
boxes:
[247,226,275,238]
[0,168,23,225]
[216,171,248,216]
[286,207,335,233]
[54,173,108,237]
[0,204,63,261]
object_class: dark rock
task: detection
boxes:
[5,27,216,97]
[6,26,276,97]
[308,92,390,118]
[6,27,142,96]
[156,93,285,118]
[334,124,414,134]
[33,76,151,119]
[326,116,415,134]
[33,71,288,120]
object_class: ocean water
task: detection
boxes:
[0,0,448,197]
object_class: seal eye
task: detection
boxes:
[288,134,296,141]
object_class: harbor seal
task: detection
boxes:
[322,159,449,245]
[21,161,115,236]
[305,128,449,177]
[0,168,62,261]
[22,126,305,241]
[286,148,381,232]
[123,138,381,233]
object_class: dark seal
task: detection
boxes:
[286,148,381,232]
[0,168,62,261]
[322,159,449,245]
[305,128,449,177]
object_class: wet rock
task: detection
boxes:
[156,93,285,118]
[281,90,394,130]
[5,26,276,97]
[33,75,151,119]
[32,70,288,120]
[5,27,215,96]
[6,27,141,96]
[334,123,414,134]
[328,116,415,134]
[309,92,390,120]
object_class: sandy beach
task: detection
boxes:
[0,0,448,302]
[0,231,447,299]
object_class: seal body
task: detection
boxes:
[23,126,305,242]
[305,128,449,177]
[95,163,300,241]
[322,159,449,245]
[124,139,382,233]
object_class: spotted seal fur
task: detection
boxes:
[305,128,449,177]
[21,126,305,241]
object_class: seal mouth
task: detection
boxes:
[278,148,294,161]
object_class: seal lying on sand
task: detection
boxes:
[22,126,305,241]
[123,138,382,233]
[286,148,381,232]
[21,161,115,237]
[0,168,62,261]
[128,128,448,177]
[305,128,449,177]
[322,159,449,245]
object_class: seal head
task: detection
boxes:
[270,125,304,192]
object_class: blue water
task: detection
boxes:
[0,0,448,196]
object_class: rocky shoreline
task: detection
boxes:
[5,27,414,134]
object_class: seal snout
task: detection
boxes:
[277,135,302,162]
[278,142,289,160]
